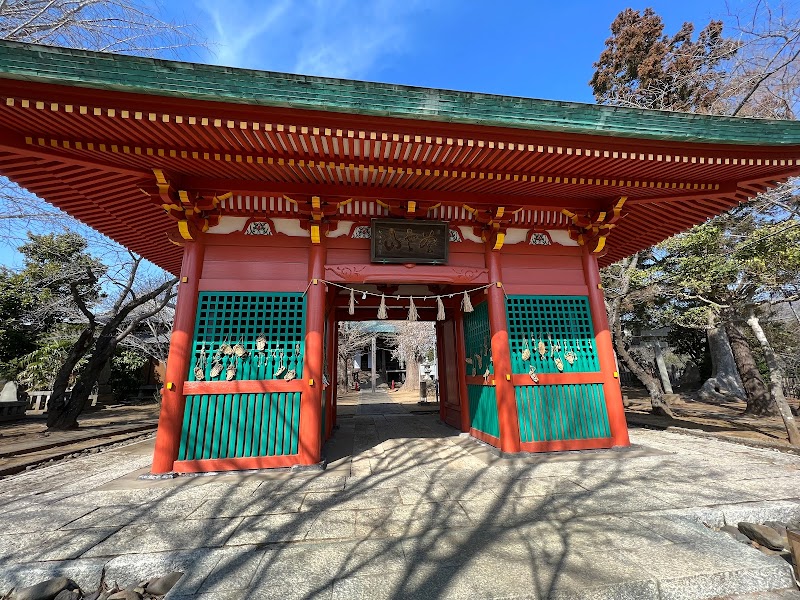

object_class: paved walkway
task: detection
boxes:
[1,392,799,599]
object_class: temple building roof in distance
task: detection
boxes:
[0,40,799,273]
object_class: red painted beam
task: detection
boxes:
[455,308,471,433]
[581,249,630,447]
[180,176,616,211]
[298,243,326,465]
[183,380,305,395]
[520,437,614,453]
[152,239,205,473]
[174,454,301,473]
[485,248,522,454]
[510,372,605,386]
[0,126,151,178]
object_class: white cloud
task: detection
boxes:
[199,0,293,67]
[196,0,434,79]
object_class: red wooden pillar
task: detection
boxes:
[298,242,326,464]
[485,246,522,453]
[331,324,339,429]
[581,248,631,447]
[152,239,205,473]
[324,299,336,440]
[435,320,447,421]
[454,305,471,433]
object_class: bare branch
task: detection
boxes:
[68,266,97,325]
[0,0,205,59]
[111,254,141,314]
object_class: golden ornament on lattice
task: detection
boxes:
[226,361,237,381]
[256,332,267,352]
[210,360,223,378]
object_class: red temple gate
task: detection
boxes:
[0,41,798,473]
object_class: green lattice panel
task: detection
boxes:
[463,301,498,437]
[178,392,300,460]
[463,301,493,378]
[515,384,610,443]
[506,296,599,374]
[467,385,500,438]
[188,293,306,382]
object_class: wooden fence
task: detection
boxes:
[619,370,800,400]
[27,390,98,413]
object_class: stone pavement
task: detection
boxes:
[0,391,799,599]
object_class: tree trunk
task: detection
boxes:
[48,335,118,430]
[725,321,775,416]
[371,336,377,392]
[402,358,420,391]
[337,355,347,392]
[699,311,746,402]
[746,312,800,445]
[653,341,674,394]
[612,319,673,417]
[46,325,94,428]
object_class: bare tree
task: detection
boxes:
[46,251,177,429]
[726,0,800,118]
[120,300,174,365]
[592,3,800,428]
[386,321,436,392]
[603,253,674,416]
[336,322,373,391]
[0,0,201,56]
[0,1,200,420]
[0,0,205,239]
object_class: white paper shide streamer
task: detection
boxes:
[407,296,418,321]
[462,290,474,313]
[377,294,388,319]
[436,296,445,321]
[314,280,494,319]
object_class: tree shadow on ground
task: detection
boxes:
[0,391,781,599]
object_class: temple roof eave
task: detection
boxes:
[2,40,800,146]
[0,42,800,273]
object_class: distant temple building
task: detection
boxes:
[0,41,798,473]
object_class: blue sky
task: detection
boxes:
[164,0,746,103]
[2,0,749,269]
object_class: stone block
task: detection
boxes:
[82,518,241,557]
[186,493,304,520]
[721,501,800,527]
[656,566,795,600]
[354,502,472,538]
[0,527,119,563]
[106,549,224,596]
[60,498,206,530]
[305,510,358,541]
[0,559,108,595]
[194,546,270,595]
[224,513,314,545]
[629,514,720,544]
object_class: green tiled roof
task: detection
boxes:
[1,40,800,146]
